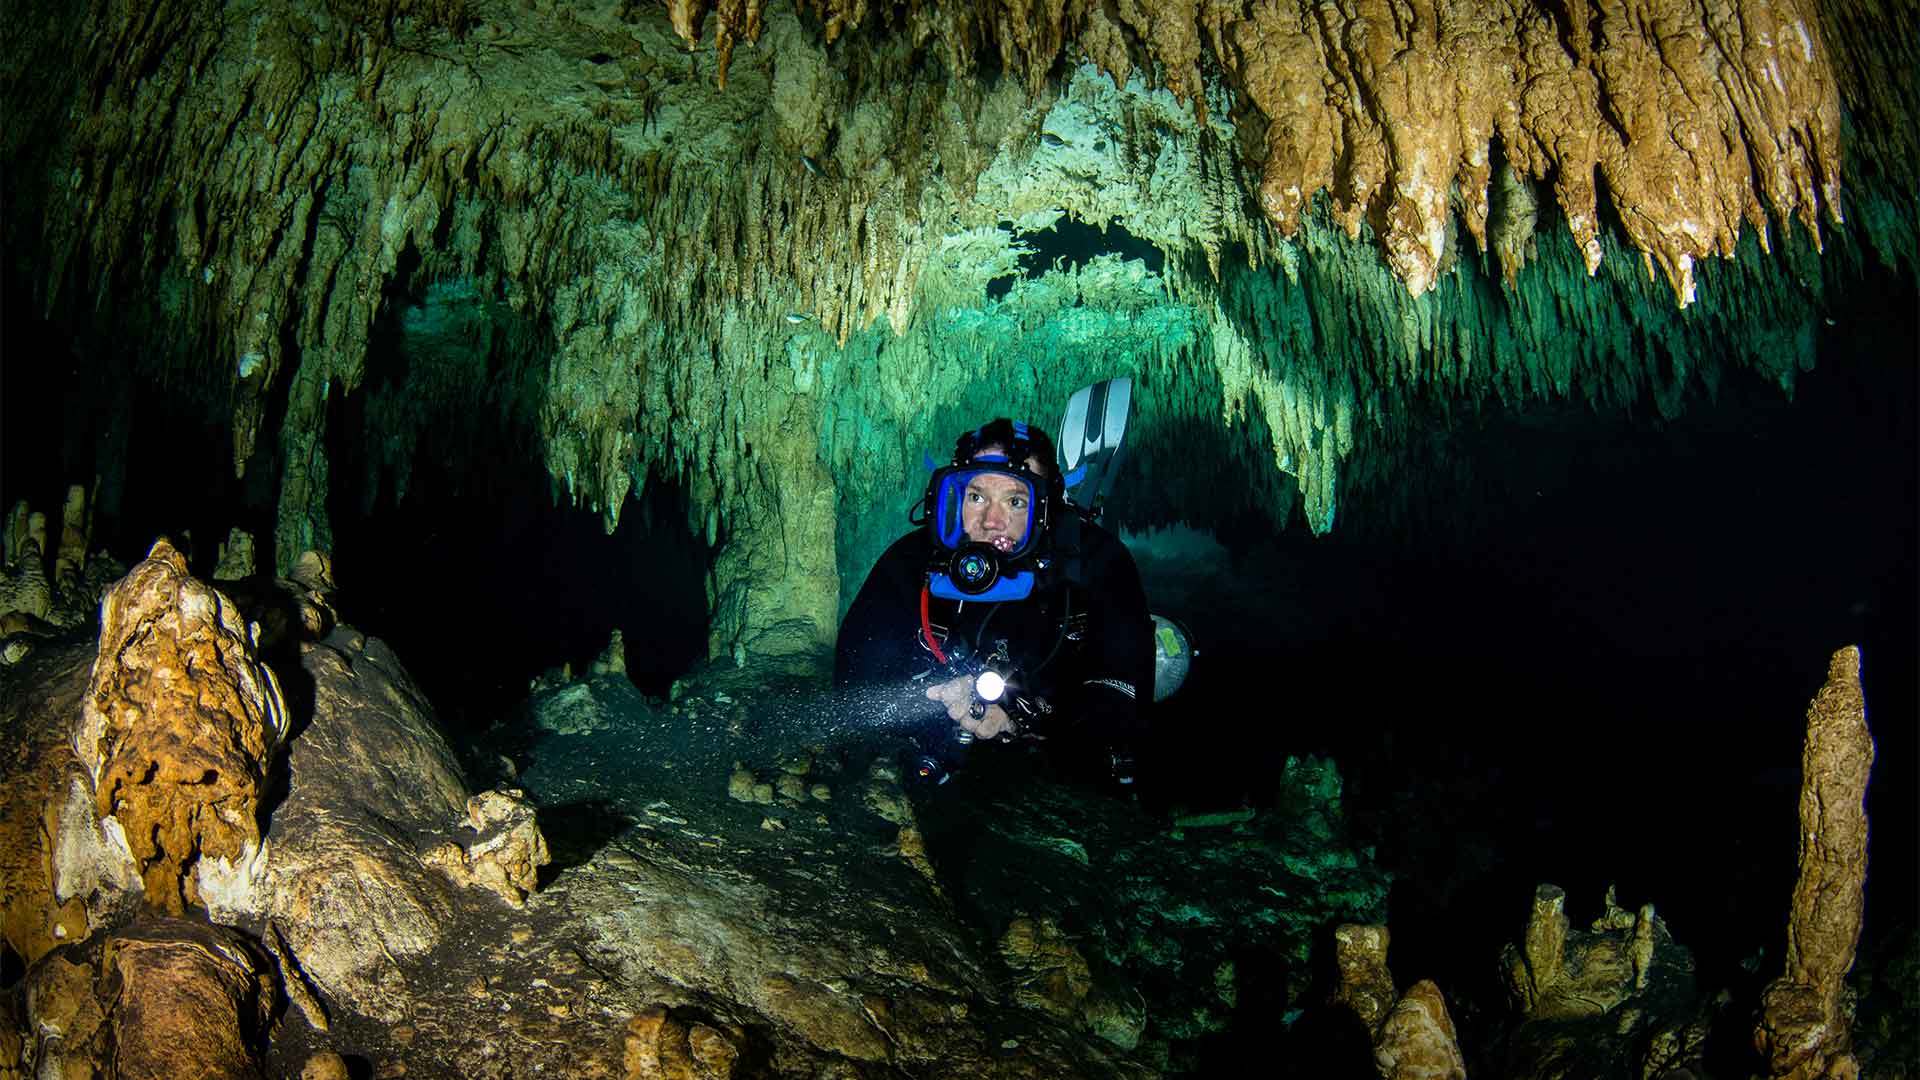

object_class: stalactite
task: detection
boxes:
[2,0,1910,630]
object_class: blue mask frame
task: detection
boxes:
[925,459,1045,560]
[920,452,1052,602]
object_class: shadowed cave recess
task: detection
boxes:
[1,0,1916,1076]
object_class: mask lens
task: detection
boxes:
[927,464,1044,555]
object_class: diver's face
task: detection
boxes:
[961,471,1031,552]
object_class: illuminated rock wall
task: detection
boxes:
[0,0,1911,650]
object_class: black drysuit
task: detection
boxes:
[833,514,1156,769]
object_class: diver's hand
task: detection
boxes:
[925,676,1018,738]
[962,703,1016,739]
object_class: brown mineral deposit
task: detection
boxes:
[423,789,551,908]
[301,1052,352,1080]
[25,917,272,1080]
[1333,923,1397,1031]
[1373,979,1467,1080]
[78,539,287,914]
[624,1004,741,1079]
[1756,646,1874,1080]
[1510,883,1569,1012]
[999,916,1093,1019]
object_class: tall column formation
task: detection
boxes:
[1756,646,1874,1080]
[704,394,841,673]
[77,540,289,915]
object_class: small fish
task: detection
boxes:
[800,154,824,177]
[1040,132,1067,149]
[784,312,814,325]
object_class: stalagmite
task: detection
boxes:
[1333,923,1397,1031]
[53,485,89,590]
[1326,922,1468,1074]
[1373,980,1468,1080]
[1756,646,1874,1080]
[23,916,274,1080]
[77,539,289,914]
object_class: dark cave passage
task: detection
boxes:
[324,455,715,726]
[1132,274,1917,1062]
[988,214,1166,300]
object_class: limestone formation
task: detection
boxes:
[1333,923,1397,1031]
[1,0,1902,624]
[8,587,1398,1075]
[535,680,617,736]
[299,1052,352,1080]
[22,916,273,1080]
[999,915,1094,1020]
[233,627,473,1024]
[0,642,135,965]
[53,485,89,591]
[211,527,257,582]
[1502,884,1711,1078]
[1373,979,1468,1080]
[1326,923,1468,1076]
[423,788,551,908]
[678,0,1845,305]
[591,627,627,677]
[623,1004,742,1079]
[1756,645,1874,1080]
[0,489,128,651]
[0,536,54,637]
[77,539,289,915]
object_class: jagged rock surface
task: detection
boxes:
[420,787,551,908]
[496,670,1392,1075]
[0,641,134,965]
[230,627,476,1024]
[22,916,274,1080]
[1373,979,1467,1080]
[683,0,1846,306]
[7,570,1274,1076]
[1,490,126,665]
[1501,884,1714,1079]
[1756,645,1874,1080]
[77,539,288,916]
[2,0,1908,626]
[1333,923,1398,1031]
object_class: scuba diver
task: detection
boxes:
[834,404,1157,792]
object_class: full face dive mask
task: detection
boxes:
[918,438,1053,602]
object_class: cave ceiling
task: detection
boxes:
[0,0,1914,659]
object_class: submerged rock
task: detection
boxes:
[1757,645,1875,1080]
[1500,884,1711,1079]
[78,539,289,917]
[23,915,273,1080]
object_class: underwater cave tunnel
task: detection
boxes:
[1092,236,1919,1010]
[4,198,1913,1007]
[321,267,717,720]
[1,0,1915,1068]
[988,214,1167,300]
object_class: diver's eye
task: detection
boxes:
[966,491,985,504]
[1009,496,1028,510]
